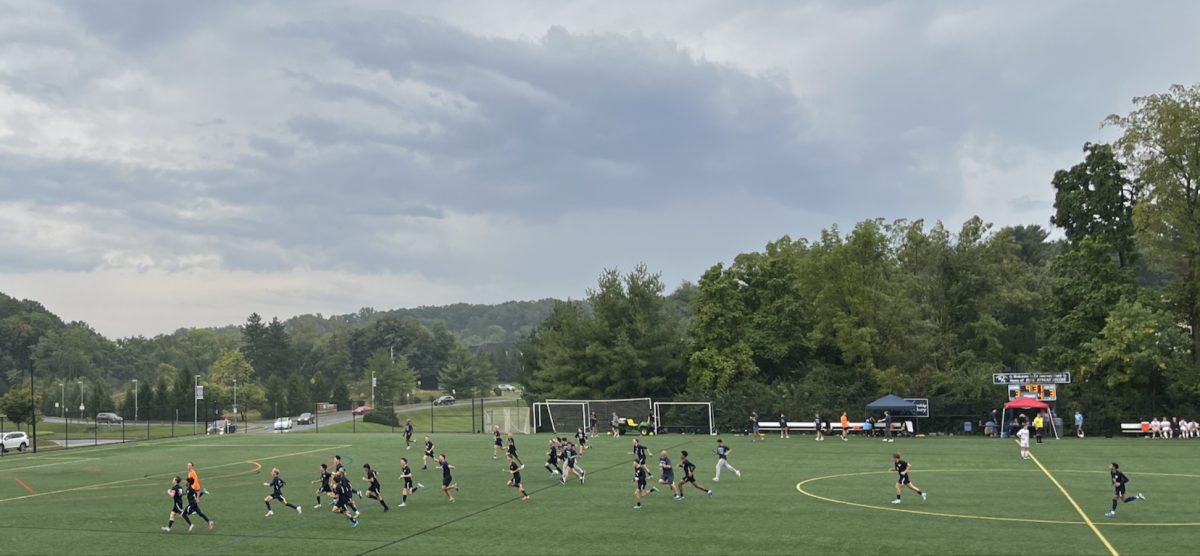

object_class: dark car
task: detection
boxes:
[434,395,456,406]
[96,412,124,424]
[296,412,314,425]
[207,419,237,435]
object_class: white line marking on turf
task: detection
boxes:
[1022,441,1120,556]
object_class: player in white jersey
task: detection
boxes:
[1017,425,1031,460]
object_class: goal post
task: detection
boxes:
[654,402,716,435]
[546,398,653,433]
[532,401,587,433]
[483,406,530,434]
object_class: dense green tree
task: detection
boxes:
[207,348,255,385]
[330,373,351,411]
[240,313,267,373]
[286,373,311,415]
[438,345,497,398]
[0,377,40,428]
[1051,142,1139,267]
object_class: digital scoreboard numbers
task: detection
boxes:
[1007,384,1057,401]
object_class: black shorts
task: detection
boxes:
[368,485,381,496]
[442,477,453,487]
[897,476,910,485]
[403,479,414,490]
[425,451,434,458]
[637,456,647,465]
[334,498,349,510]
[681,475,695,484]
[579,437,587,445]
[172,503,184,513]
[271,493,285,501]
[567,460,576,469]
[495,439,503,447]
[547,458,558,466]
[1115,486,1126,497]
[660,473,674,483]
[511,476,522,487]
[319,485,332,493]
[184,504,202,516]
[405,433,413,441]
[636,480,647,490]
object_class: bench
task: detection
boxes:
[1120,423,1147,436]
[755,421,905,435]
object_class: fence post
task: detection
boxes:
[172,410,176,437]
[146,416,150,440]
[314,403,319,433]
[430,400,435,433]
[64,415,69,449]
[94,418,98,446]
[121,420,125,444]
[352,412,356,433]
[472,398,476,434]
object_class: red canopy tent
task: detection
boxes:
[1002,397,1057,439]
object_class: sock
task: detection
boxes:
[166,519,174,530]
[286,502,297,509]
[317,496,321,505]
[1112,499,1118,511]
[402,494,408,503]
[265,501,272,510]
[380,500,389,510]
[1124,497,1138,503]
[182,514,192,525]
[896,494,902,500]
[917,490,923,495]
[194,510,210,523]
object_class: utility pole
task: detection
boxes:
[28,346,36,453]
[193,375,200,435]
[132,379,138,422]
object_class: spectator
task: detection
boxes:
[1150,417,1162,438]
[1074,410,1084,438]
[1033,412,1045,444]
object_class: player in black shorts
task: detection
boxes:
[183,476,215,531]
[632,438,651,478]
[506,453,530,501]
[590,411,598,435]
[162,476,187,532]
[561,441,586,484]
[633,460,656,509]
[423,437,435,470]
[493,426,504,459]
[313,463,334,508]
[398,457,422,507]
[332,454,363,501]
[545,438,563,477]
[506,434,523,465]
[1105,462,1145,518]
[891,452,926,504]
[362,464,390,512]
[262,468,301,516]
[658,450,677,499]
[330,470,360,528]
[676,450,712,500]
[404,419,414,450]
[437,454,458,502]
[576,427,589,453]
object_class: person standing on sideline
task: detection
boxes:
[891,452,926,504]
[778,412,789,439]
[611,412,622,438]
[1017,425,1031,460]
[1074,410,1084,438]
[712,439,741,481]
[840,412,851,441]
[814,413,825,442]
[1105,462,1146,518]
[750,412,763,442]
[883,411,894,442]
[1033,413,1045,444]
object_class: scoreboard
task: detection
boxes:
[1008,384,1057,401]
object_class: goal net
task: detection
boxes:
[532,402,587,433]
[546,398,653,434]
[484,407,530,434]
[654,402,715,435]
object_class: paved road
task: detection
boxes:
[249,397,523,433]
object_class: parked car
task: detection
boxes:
[296,412,314,425]
[1,431,29,452]
[207,419,237,434]
[273,417,293,432]
[96,412,123,424]
[497,384,518,392]
[434,395,456,406]
[352,405,372,416]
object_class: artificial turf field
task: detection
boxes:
[0,432,1197,555]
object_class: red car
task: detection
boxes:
[352,405,372,416]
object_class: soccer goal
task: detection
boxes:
[654,402,716,435]
[532,401,588,433]
[484,406,530,434]
[546,397,653,434]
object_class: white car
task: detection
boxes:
[1,431,29,452]
[498,384,518,392]
[273,417,293,432]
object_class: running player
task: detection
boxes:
[676,450,712,499]
[332,455,363,500]
[633,460,655,509]
[562,441,586,484]
[1105,462,1146,518]
[330,470,360,528]
[544,438,563,477]
[632,438,650,477]
[891,452,926,504]
[423,436,435,470]
[438,454,458,501]
[576,426,589,452]
[1017,425,1031,460]
[713,438,740,481]
[362,464,390,512]
[840,411,850,441]
[313,463,334,508]
[161,476,187,532]
[183,476,215,531]
[397,457,422,507]
[492,426,504,459]
[658,450,677,499]
[337,469,361,518]
[506,453,530,501]
[187,462,208,498]
[404,419,414,450]
[506,434,523,465]
[263,468,301,516]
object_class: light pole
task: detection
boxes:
[371,372,376,409]
[59,382,65,419]
[132,379,138,422]
[77,380,85,419]
[233,379,238,415]
[193,375,200,435]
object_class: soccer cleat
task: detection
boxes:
[399,502,407,507]
[417,483,424,490]
[297,506,302,514]
[706,489,713,496]
[357,491,363,499]
[713,477,720,482]
[634,504,641,509]
[161,527,171,532]
[1105,511,1116,518]
[265,510,274,517]
[1136,493,1146,500]
[735,469,741,477]
[351,519,359,528]
[650,486,659,492]
[921,492,927,501]
[314,504,322,509]
[354,510,361,517]
[891,499,902,504]
[522,495,530,501]
[209,521,215,530]
[188,523,195,532]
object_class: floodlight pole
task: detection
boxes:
[194,375,200,435]
[28,346,36,453]
[132,379,138,422]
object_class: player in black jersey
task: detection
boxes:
[561,441,586,484]
[423,437,435,470]
[633,460,656,508]
[183,476,215,531]
[162,476,187,532]
[590,411,599,435]
[891,452,926,504]
[437,454,458,502]
[398,457,422,507]
[506,453,530,501]
[493,426,504,459]
[658,450,677,499]
[263,468,301,516]
[1105,462,1146,518]
[545,438,563,477]
[362,464,390,511]
[330,470,360,528]
[712,438,740,481]
[313,463,334,508]
[404,419,414,450]
[576,427,589,452]
[632,438,651,479]
[332,454,363,501]
[506,434,523,465]
[676,450,712,500]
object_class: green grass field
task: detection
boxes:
[0,432,1195,555]
[311,399,526,434]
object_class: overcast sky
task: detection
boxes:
[2,1,1198,338]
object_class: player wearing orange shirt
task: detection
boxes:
[187,462,209,497]
[840,412,850,441]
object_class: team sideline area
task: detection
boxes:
[0,433,1196,555]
